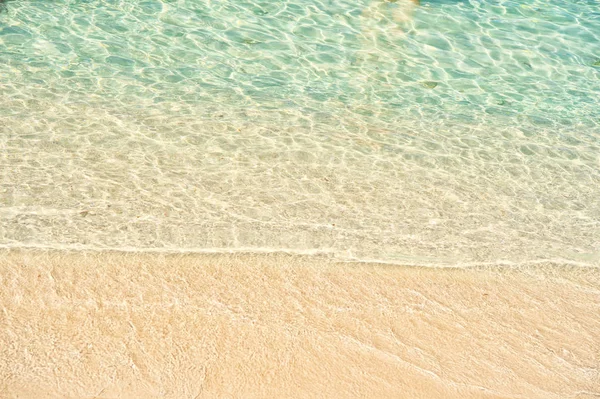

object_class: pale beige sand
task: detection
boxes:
[1,250,599,399]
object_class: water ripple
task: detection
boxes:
[1,0,599,265]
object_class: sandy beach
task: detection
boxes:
[1,249,598,398]
[2,0,600,398]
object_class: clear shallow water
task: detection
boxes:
[0,0,599,265]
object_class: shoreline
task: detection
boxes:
[1,249,599,398]
[1,245,597,269]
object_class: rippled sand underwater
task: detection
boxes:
[1,0,600,397]
[1,0,600,264]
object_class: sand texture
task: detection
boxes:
[1,250,599,398]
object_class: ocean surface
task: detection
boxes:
[1,0,599,266]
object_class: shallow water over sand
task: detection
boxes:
[1,0,600,265]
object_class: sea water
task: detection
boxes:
[1,0,599,266]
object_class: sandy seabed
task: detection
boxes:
[0,250,598,399]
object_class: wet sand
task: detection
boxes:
[1,250,599,398]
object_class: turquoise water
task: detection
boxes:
[1,0,599,265]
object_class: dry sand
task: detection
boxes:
[0,249,599,398]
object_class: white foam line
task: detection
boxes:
[338,255,600,269]
[0,242,598,269]
[0,242,337,258]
